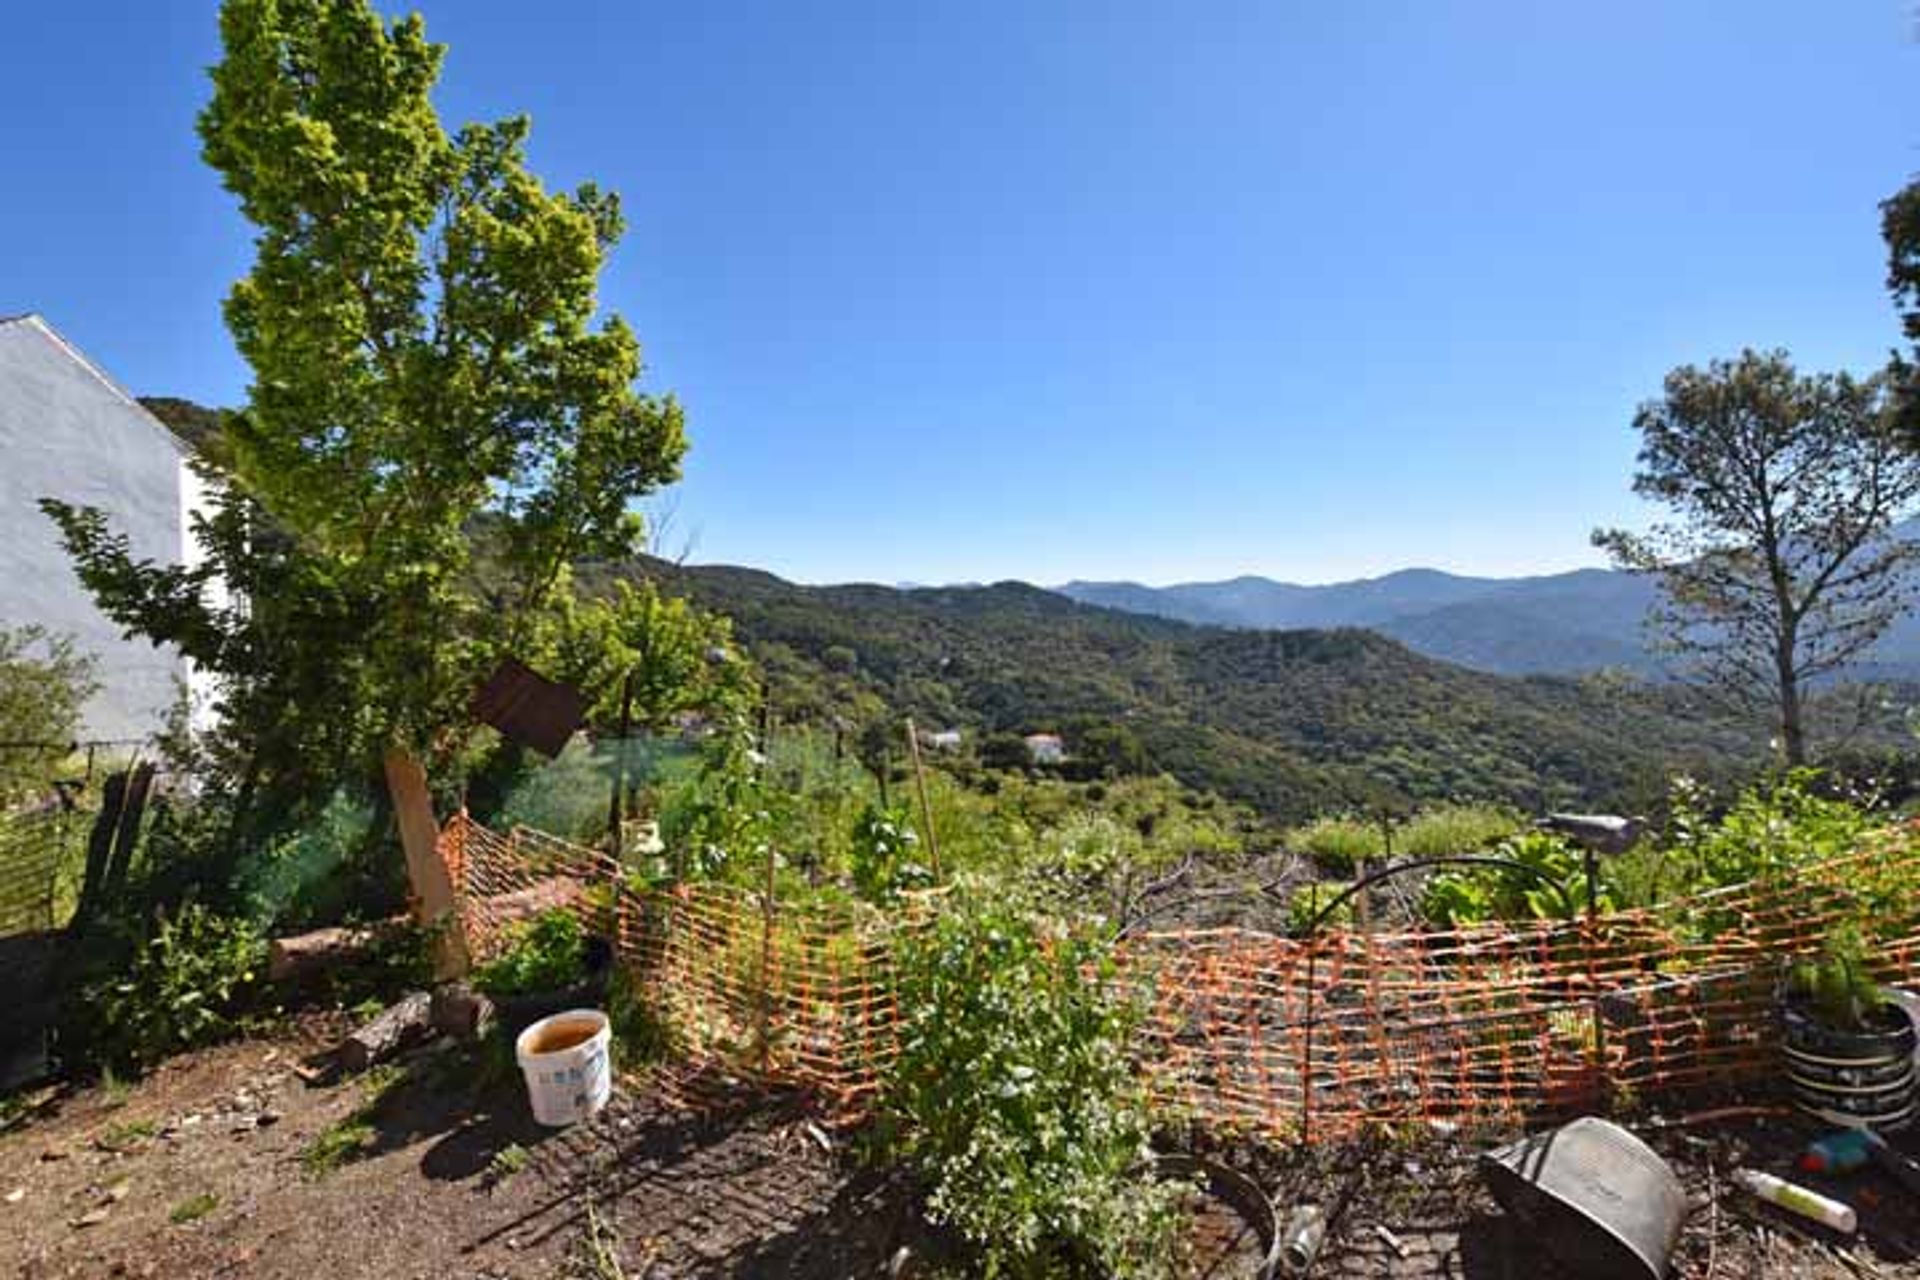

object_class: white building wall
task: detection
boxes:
[0,315,193,743]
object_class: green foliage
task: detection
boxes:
[472,909,587,998]
[1663,771,1873,894]
[169,1192,220,1225]
[299,1065,404,1179]
[1396,803,1523,858]
[1594,350,1920,764]
[0,625,97,809]
[651,562,1754,823]
[551,580,750,733]
[850,802,931,901]
[1286,881,1353,935]
[605,965,673,1066]
[85,905,267,1071]
[484,1143,530,1185]
[1788,926,1887,1033]
[42,0,686,883]
[1288,817,1382,869]
[1420,832,1597,928]
[885,890,1188,1278]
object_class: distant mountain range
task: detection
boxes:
[1057,528,1920,680]
[632,558,1762,822]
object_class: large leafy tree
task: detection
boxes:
[1594,351,1920,765]
[44,0,684,857]
[0,626,98,809]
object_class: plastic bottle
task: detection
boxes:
[1732,1168,1858,1233]
[1801,1130,1873,1175]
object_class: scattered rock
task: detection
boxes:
[70,1207,111,1229]
[5,1186,24,1204]
[256,1109,282,1128]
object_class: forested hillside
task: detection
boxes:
[617,559,1762,822]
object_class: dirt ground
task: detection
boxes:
[6,1022,1920,1279]
[0,1021,927,1279]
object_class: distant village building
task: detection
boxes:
[0,314,215,741]
[923,728,963,752]
[1023,732,1066,765]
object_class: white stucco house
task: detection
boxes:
[1023,732,1066,765]
[0,313,213,743]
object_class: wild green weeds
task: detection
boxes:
[884,886,1189,1279]
[472,909,588,998]
[84,904,267,1071]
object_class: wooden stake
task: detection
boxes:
[759,838,778,1077]
[606,670,635,859]
[903,718,942,881]
[383,747,468,980]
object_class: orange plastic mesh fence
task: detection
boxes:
[440,812,1920,1139]
[445,812,912,1102]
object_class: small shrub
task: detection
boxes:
[1287,817,1383,870]
[884,888,1189,1279]
[85,904,266,1071]
[1396,804,1522,858]
[1788,927,1886,1032]
[484,1142,530,1185]
[1286,881,1353,935]
[472,909,587,998]
[850,803,932,901]
[1668,771,1873,893]
[1420,831,1597,927]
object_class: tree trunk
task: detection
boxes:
[383,748,469,980]
[1777,651,1807,766]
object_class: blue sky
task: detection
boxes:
[4,3,1916,586]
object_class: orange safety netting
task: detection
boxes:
[443,812,914,1103]
[439,811,1920,1141]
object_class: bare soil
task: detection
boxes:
[0,1022,928,1279]
[7,1023,1920,1278]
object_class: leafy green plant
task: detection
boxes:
[472,909,588,998]
[1788,928,1888,1033]
[1667,771,1873,894]
[884,889,1189,1279]
[1420,832,1597,927]
[86,905,266,1071]
[850,803,932,901]
[484,1143,530,1185]
[1286,881,1353,935]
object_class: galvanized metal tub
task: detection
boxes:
[1479,1116,1685,1280]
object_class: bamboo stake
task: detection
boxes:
[760,835,778,1077]
[903,718,942,881]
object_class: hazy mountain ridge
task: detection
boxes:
[1059,545,1920,679]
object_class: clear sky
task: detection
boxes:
[4,3,1916,587]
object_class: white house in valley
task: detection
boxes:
[0,313,211,742]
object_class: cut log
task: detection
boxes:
[336,991,433,1074]
[268,878,589,987]
[268,924,384,983]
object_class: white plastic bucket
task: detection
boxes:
[514,1008,613,1127]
